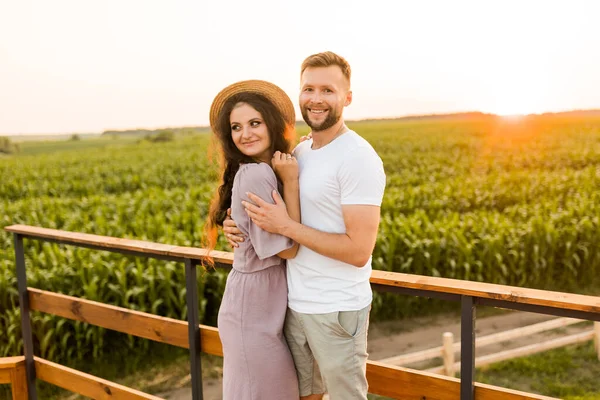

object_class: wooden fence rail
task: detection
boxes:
[380,317,600,376]
[10,288,556,399]
[5,224,600,400]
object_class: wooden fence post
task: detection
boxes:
[442,332,455,377]
[10,361,28,400]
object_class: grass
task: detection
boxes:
[476,341,600,399]
[16,135,137,156]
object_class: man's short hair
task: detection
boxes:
[301,51,351,85]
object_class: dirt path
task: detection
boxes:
[159,310,593,399]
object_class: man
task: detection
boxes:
[224,51,386,400]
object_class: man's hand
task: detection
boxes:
[223,208,245,248]
[242,191,293,235]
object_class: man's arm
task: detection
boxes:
[243,191,380,268]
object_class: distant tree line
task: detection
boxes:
[144,130,174,143]
[0,137,19,154]
[102,126,211,137]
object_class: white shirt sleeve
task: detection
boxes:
[338,145,386,206]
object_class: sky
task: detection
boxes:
[1,0,599,135]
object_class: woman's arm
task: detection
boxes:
[277,179,300,259]
[272,152,300,259]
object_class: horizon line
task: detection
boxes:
[4,108,600,137]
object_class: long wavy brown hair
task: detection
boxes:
[204,92,295,261]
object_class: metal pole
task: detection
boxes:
[185,258,203,400]
[460,295,476,400]
[14,233,38,399]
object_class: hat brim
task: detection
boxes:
[209,80,296,136]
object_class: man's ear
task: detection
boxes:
[345,90,353,107]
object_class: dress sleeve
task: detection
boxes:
[237,163,294,260]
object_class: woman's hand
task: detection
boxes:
[272,151,298,184]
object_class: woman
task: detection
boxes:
[206,80,300,399]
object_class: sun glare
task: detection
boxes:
[485,74,552,117]
[487,92,549,117]
[492,104,544,117]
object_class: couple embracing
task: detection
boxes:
[205,51,386,400]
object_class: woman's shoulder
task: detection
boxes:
[236,163,277,185]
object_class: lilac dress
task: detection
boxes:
[217,163,299,400]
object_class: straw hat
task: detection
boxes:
[209,80,296,135]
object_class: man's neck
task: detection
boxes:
[311,120,348,150]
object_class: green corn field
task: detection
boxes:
[1,114,599,367]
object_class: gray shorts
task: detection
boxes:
[283,305,371,399]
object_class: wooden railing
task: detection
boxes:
[5,224,600,400]
[379,317,600,376]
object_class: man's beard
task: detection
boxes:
[301,106,341,132]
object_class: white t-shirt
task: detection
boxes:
[287,130,386,314]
